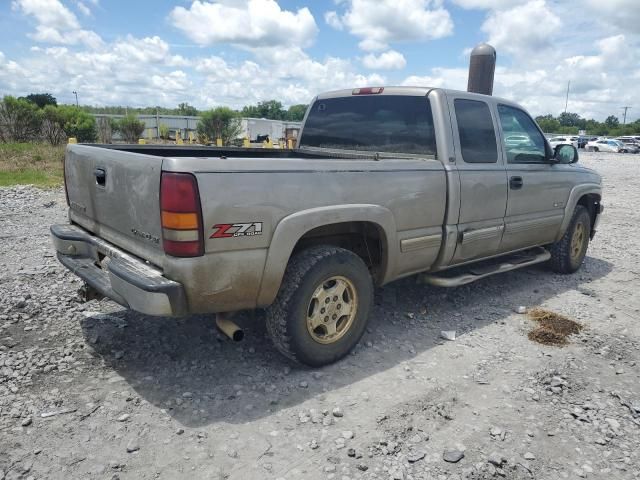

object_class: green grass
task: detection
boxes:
[0,142,65,187]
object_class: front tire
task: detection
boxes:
[549,205,591,274]
[265,246,373,367]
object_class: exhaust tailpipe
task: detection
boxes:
[215,314,244,342]
[467,43,496,96]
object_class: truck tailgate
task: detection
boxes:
[65,145,164,265]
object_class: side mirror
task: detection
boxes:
[554,144,578,164]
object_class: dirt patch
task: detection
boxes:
[527,308,583,346]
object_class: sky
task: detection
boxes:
[0,0,638,121]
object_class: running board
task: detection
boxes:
[420,247,551,287]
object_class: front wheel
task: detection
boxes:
[266,246,373,367]
[549,205,591,274]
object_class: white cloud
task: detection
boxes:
[12,0,102,48]
[451,0,527,9]
[324,10,343,30]
[481,0,560,56]
[362,50,406,70]
[583,0,640,32]
[326,0,453,51]
[169,0,318,48]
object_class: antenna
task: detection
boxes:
[621,106,631,125]
[564,81,570,113]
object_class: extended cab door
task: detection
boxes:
[448,94,508,263]
[496,104,573,252]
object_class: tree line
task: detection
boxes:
[0,94,309,146]
[535,112,640,137]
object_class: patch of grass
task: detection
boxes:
[0,142,65,187]
[527,308,583,346]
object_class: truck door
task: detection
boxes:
[448,95,508,263]
[496,104,573,252]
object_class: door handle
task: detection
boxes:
[509,176,523,190]
[94,167,106,187]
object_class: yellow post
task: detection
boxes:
[216,138,223,147]
[243,137,250,148]
[68,137,77,144]
[264,139,273,149]
[146,128,153,140]
[176,131,183,145]
[287,138,294,149]
[138,138,146,145]
[188,132,194,144]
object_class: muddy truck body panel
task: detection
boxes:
[52,87,603,346]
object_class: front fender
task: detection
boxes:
[555,183,602,242]
[255,204,397,307]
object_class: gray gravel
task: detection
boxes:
[1,152,639,479]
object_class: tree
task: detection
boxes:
[23,93,57,109]
[241,100,286,120]
[604,115,619,128]
[535,114,560,133]
[0,96,43,142]
[42,105,66,145]
[286,104,308,121]
[177,102,198,116]
[113,114,145,143]
[558,112,582,128]
[197,107,242,145]
[159,123,170,140]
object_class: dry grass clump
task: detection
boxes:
[527,308,583,346]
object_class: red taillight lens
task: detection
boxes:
[160,172,204,257]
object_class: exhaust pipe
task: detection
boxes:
[467,43,496,96]
[215,313,244,342]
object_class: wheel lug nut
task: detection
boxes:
[337,304,341,309]
[324,316,329,322]
[332,314,337,320]
[333,296,338,301]
[320,308,325,314]
[325,298,330,304]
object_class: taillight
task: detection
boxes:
[352,87,384,95]
[160,172,204,257]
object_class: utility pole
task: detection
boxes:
[72,90,78,107]
[621,106,631,125]
[564,80,570,113]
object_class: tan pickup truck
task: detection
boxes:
[51,86,603,366]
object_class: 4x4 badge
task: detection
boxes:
[211,222,263,238]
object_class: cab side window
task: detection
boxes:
[497,105,548,163]
[454,99,498,163]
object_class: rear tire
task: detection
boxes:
[549,205,591,274]
[265,246,373,367]
[593,147,599,152]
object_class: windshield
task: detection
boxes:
[299,95,436,156]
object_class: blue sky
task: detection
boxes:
[1,0,638,120]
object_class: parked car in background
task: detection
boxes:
[548,136,579,149]
[578,136,597,149]
[615,138,640,153]
[586,139,624,153]
[505,134,533,147]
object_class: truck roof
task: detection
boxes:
[315,86,517,108]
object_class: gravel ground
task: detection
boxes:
[1,151,639,480]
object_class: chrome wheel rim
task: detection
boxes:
[306,276,358,345]
[571,222,586,261]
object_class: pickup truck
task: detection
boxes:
[51,86,603,366]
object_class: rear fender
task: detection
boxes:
[256,204,396,306]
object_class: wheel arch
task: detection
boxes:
[555,185,602,242]
[256,205,397,307]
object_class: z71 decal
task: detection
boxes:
[210,222,263,238]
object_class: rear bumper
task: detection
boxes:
[51,224,188,316]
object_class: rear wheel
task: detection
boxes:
[265,246,373,367]
[593,147,599,152]
[549,205,591,274]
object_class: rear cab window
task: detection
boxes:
[299,95,436,157]
[453,99,498,163]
